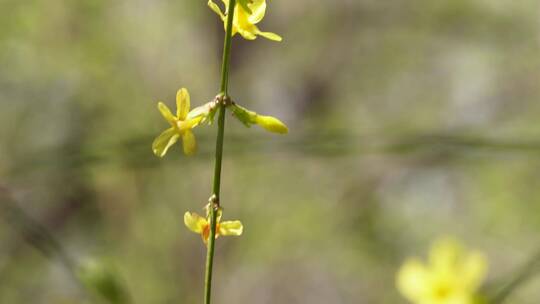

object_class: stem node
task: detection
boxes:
[208,194,220,209]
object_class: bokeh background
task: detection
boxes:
[1,0,540,303]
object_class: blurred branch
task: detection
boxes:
[0,186,77,276]
[379,133,540,154]
[10,130,540,171]
[0,186,132,304]
[487,248,540,304]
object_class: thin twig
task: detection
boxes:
[203,1,237,304]
[488,249,540,304]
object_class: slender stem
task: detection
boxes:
[204,1,236,304]
[488,248,540,304]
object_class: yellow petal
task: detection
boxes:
[186,116,204,129]
[237,27,258,40]
[429,237,462,272]
[216,208,223,222]
[397,258,430,302]
[152,128,180,157]
[258,31,282,41]
[176,88,190,120]
[184,212,208,234]
[219,220,243,236]
[207,0,225,19]
[234,7,258,38]
[221,0,231,14]
[177,117,203,133]
[240,32,257,40]
[461,251,488,290]
[182,129,197,155]
[255,115,288,134]
[237,0,252,15]
[158,102,176,126]
[247,0,266,24]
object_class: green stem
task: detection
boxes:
[488,249,540,304]
[204,1,236,304]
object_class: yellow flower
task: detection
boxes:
[397,237,488,304]
[208,0,282,41]
[152,88,203,157]
[184,207,243,244]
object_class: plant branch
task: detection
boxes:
[488,248,540,304]
[204,1,236,304]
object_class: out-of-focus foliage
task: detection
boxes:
[1,0,540,303]
[77,259,131,304]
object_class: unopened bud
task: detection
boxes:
[255,115,288,134]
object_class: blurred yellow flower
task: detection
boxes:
[208,0,282,41]
[397,237,488,304]
[152,88,203,157]
[184,207,243,244]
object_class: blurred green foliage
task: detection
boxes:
[1,0,540,303]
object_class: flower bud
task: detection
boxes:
[255,115,289,134]
[230,103,288,134]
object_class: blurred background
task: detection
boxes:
[1,0,540,303]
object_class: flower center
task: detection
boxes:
[202,223,221,242]
[176,120,188,132]
[433,284,452,300]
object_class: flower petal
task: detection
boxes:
[207,0,225,19]
[247,0,266,24]
[158,102,176,126]
[237,0,252,15]
[461,251,488,290]
[182,129,197,156]
[238,27,258,40]
[216,208,223,222]
[429,237,462,272]
[184,212,208,234]
[152,128,179,157]
[221,0,230,14]
[176,88,190,120]
[219,220,243,236]
[258,31,282,41]
[397,258,430,302]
